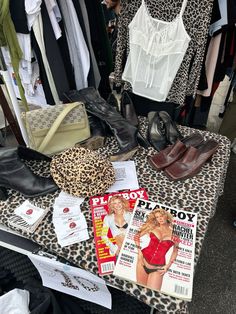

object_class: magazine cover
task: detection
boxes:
[113,198,198,301]
[90,189,148,275]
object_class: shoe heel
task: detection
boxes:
[0,187,8,201]
[137,131,151,149]
[206,155,214,163]
[148,156,161,171]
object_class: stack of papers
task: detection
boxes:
[9,200,50,233]
[53,191,89,247]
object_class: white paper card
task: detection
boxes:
[28,254,111,309]
[58,229,89,247]
[108,161,139,192]
[54,215,88,238]
[14,200,45,225]
[54,191,85,207]
[53,205,82,219]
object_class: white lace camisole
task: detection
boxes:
[122,0,191,102]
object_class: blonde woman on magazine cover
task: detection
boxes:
[134,208,179,291]
[101,195,131,256]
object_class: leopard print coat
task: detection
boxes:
[0,118,231,313]
[114,0,214,106]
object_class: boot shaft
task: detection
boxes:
[0,147,18,161]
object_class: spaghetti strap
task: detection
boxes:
[180,0,188,17]
[122,0,191,102]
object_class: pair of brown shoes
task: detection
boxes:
[148,133,219,180]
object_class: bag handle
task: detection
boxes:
[38,102,84,153]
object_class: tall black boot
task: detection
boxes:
[0,187,8,201]
[64,90,107,149]
[78,114,107,150]
[120,91,138,127]
[0,147,58,199]
[78,87,139,161]
[106,92,119,112]
[158,111,183,145]
[147,111,167,151]
[120,91,151,149]
[18,145,52,162]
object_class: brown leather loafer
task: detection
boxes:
[164,139,219,180]
[148,133,204,171]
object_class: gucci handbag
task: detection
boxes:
[21,102,91,155]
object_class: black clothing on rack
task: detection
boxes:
[40,1,70,101]
[9,0,29,34]
[31,32,55,105]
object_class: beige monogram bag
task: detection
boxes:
[21,102,91,155]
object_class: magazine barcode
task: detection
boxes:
[101,262,115,274]
[174,285,189,296]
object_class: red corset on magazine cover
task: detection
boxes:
[141,232,174,265]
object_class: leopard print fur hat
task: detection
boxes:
[50,147,115,197]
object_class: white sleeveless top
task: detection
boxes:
[122,0,191,102]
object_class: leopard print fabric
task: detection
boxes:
[50,147,116,197]
[0,118,231,313]
[114,0,214,106]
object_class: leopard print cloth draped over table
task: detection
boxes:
[114,0,214,106]
[0,118,231,313]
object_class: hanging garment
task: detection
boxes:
[114,0,214,106]
[122,0,190,102]
[33,13,60,104]
[9,0,29,34]
[57,20,76,90]
[44,0,62,40]
[25,0,42,30]
[6,0,48,106]
[25,0,59,104]
[73,0,101,88]
[31,31,55,105]
[40,1,70,101]
[84,0,113,99]
[209,0,228,36]
[58,0,90,90]
[0,0,28,110]
[197,33,222,97]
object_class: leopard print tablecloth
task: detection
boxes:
[0,118,231,313]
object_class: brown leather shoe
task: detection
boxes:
[164,139,219,180]
[148,133,204,171]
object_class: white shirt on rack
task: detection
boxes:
[122,0,191,102]
[58,0,90,90]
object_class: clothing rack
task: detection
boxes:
[0,50,25,145]
[219,69,236,118]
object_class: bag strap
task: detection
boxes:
[38,102,83,153]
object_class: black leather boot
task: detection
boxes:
[120,91,138,127]
[120,91,151,149]
[0,147,58,198]
[64,90,107,149]
[79,114,107,150]
[106,92,119,112]
[78,87,139,161]
[158,111,183,145]
[147,111,167,151]
[0,187,8,201]
[18,145,52,161]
